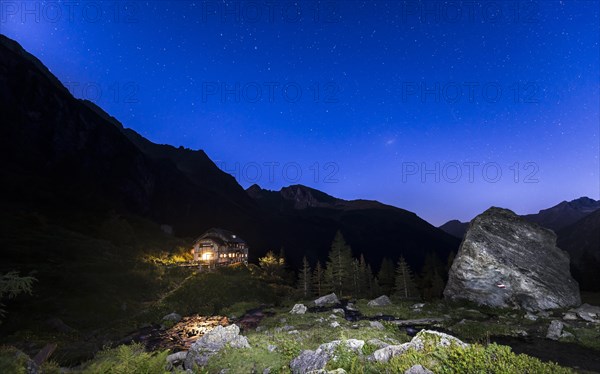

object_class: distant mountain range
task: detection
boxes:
[0,34,459,272]
[440,197,600,239]
[439,197,600,291]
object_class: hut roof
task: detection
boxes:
[194,228,246,246]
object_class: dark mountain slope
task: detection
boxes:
[438,220,469,239]
[246,184,460,270]
[558,209,600,291]
[0,34,459,271]
[522,197,600,232]
[441,197,600,239]
[0,34,268,244]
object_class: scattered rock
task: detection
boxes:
[32,343,57,367]
[546,320,565,340]
[332,308,345,315]
[572,303,600,316]
[366,339,389,349]
[314,293,340,307]
[306,369,347,374]
[524,312,538,321]
[562,330,575,338]
[267,344,277,352]
[367,295,392,307]
[184,324,248,370]
[371,344,412,363]
[290,340,364,374]
[288,330,300,335]
[290,304,308,315]
[537,311,551,318]
[346,303,358,311]
[166,351,187,367]
[369,330,467,363]
[328,314,338,320]
[230,335,250,348]
[411,303,425,309]
[563,312,578,321]
[369,321,385,330]
[45,317,76,333]
[330,321,340,328]
[576,312,597,323]
[275,325,295,333]
[404,364,434,374]
[162,312,182,324]
[444,208,581,311]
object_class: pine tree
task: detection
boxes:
[325,231,354,297]
[312,261,325,296]
[351,258,360,297]
[357,254,368,298]
[0,271,36,321]
[394,255,418,300]
[377,257,395,296]
[365,264,375,298]
[420,252,446,300]
[297,256,312,298]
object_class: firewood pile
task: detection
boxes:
[137,315,229,351]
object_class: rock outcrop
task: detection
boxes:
[184,324,249,370]
[369,330,467,363]
[290,339,364,373]
[314,293,340,307]
[290,304,308,314]
[444,208,581,311]
[367,295,392,306]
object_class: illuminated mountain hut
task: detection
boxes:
[192,228,248,267]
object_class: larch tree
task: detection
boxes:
[420,252,446,300]
[297,256,312,298]
[325,231,354,297]
[312,261,325,296]
[394,255,418,300]
[377,257,396,296]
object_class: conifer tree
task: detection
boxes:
[325,231,354,297]
[394,255,418,299]
[357,254,368,297]
[351,258,360,297]
[377,257,395,296]
[297,256,312,298]
[312,261,325,296]
[420,252,446,300]
[366,264,376,298]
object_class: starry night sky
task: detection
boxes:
[2,0,599,225]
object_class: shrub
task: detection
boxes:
[81,343,172,373]
[381,342,574,374]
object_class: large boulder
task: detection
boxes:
[367,295,392,306]
[314,293,339,307]
[184,324,249,369]
[444,208,581,311]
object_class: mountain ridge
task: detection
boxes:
[0,34,459,271]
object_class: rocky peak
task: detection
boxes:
[279,184,338,209]
[566,197,600,213]
[444,207,581,311]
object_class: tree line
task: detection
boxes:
[295,231,455,301]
